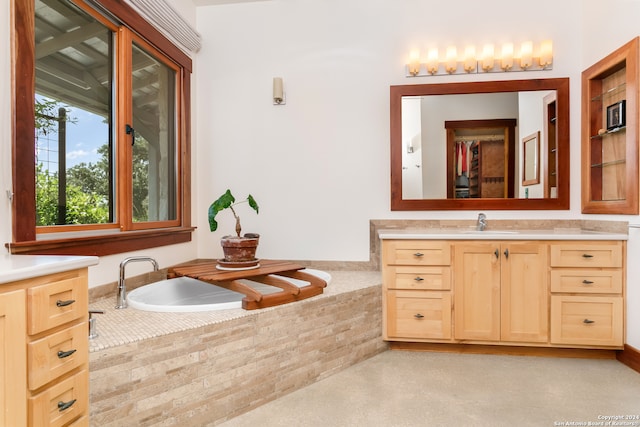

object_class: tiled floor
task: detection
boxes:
[220,350,640,427]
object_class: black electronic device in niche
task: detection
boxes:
[606,100,626,130]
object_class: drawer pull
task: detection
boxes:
[414,277,424,282]
[414,313,424,319]
[583,319,595,324]
[582,280,594,285]
[56,299,76,307]
[413,252,424,257]
[57,349,77,359]
[57,399,77,412]
[582,254,594,258]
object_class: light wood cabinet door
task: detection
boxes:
[0,290,27,427]
[500,242,548,343]
[454,242,501,341]
[455,241,548,343]
[386,290,451,340]
[382,240,451,266]
[551,296,623,347]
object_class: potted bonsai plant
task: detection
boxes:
[208,189,260,264]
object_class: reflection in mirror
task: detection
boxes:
[390,78,570,210]
[522,131,540,187]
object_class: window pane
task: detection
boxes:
[35,0,114,226]
[131,42,178,223]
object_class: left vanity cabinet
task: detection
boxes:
[0,255,97,427]
[382,240,453,341]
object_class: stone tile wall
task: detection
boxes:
[89,284,386,426]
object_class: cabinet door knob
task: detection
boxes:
[414,277,424,282]
[57,349,77,359]
[413,252,424,257]
[58,399,77,412]
[503,248,509,258]
[494,249,499,259]
[582,279,594,285]
[583,319,595,324]
[414,313,424,319]
[582,254,594,258]
[56,299,76,307]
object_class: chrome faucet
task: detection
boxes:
[476,213,487,231]
[116,256,159,309]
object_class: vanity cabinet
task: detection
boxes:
[1,290,27,426]
[581,37,639,214]
[549,242,624,347]
[1,268,90,426]
[382,240,452,341]
[454,242,548,343]
[381,236,625,351]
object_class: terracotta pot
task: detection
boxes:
[220,234,259,262]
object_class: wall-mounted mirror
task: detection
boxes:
[390,78,569,210]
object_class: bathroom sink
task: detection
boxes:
[460,230,519,235]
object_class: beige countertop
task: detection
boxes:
[0,254,99,284]
[378,228,628,241]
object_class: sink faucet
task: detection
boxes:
[476,213,487,231]
[116,256,159,309]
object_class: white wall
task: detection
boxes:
[194,0,583,262]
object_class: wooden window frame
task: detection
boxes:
[9,0,194,256]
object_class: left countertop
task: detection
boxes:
[0,254,99,284]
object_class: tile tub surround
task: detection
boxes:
[88,270,386,426]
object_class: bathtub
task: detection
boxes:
[127,269,332,312]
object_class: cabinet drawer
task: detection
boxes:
[384,266,451,290]
[550,269,623,294]
[28,323,88,391]
[386,290,451,340]
[550,243,622,268]
[383,240,451,266]
[28,274,88,335]
[550,296,623,347]
[29,369,88,427]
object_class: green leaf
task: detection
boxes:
[247,194,259,214]
[208,189,235,232]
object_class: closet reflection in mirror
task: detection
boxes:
[401,90,552,200]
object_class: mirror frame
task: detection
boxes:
[390,77,570,210]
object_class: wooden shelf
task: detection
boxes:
[581,37,639,214]
[169,260,327,310]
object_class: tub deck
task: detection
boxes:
[169,259,327,309]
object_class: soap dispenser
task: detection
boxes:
[89,310,105,339]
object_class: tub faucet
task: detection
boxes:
[116,256,159,309]
[476,213,487,231]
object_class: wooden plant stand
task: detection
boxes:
[169,259,327,310]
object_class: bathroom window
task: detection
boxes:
[10,0,193,255]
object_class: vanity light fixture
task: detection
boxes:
[405,39,553,77]
[464,45,477,73]
[501,43,514,71]
[446,46,458,74]
[426,48,439,74]
[273,77,285,105]
[520,41,533,69]
[408,50,421,76]
[539,40,553,68]
[480,44,495,72]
